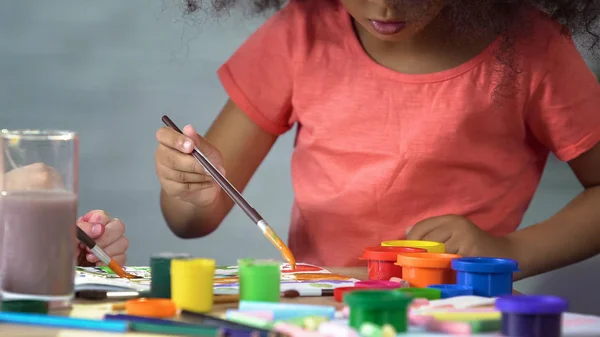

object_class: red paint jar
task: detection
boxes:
[334,286,362,302]
[354,280,403,289]
[359,246,427,280]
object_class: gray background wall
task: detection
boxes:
[1,1,599,315]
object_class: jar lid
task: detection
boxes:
[359,246,426,261]
[496,295,568,315]
[344,290,412,309]
[451,257,519,274]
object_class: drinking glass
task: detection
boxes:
[0,129,78,303]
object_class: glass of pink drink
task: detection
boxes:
[0,130,78,305]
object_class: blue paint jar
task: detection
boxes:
[496,295,568,337]
[426,284,473,298]
[451,257,518,297]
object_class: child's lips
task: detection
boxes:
[369,20,407,35]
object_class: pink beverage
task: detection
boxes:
[1,190,77,300]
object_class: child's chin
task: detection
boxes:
[369,27,420,43]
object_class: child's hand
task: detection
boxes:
[76,210,128,267]
[405,215,514,258]
[155,124,226,207]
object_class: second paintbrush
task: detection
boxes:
[161,115,297,270]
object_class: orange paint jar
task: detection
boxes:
[395,253,461,288]
[359,246,427,280]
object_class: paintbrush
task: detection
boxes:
[161,115,297,270]
[76,226,140,279]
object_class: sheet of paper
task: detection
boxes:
[75,266,151,292]
[74,263,358,294]
[213,263,358,295]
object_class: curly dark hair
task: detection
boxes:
[181,0,600,98]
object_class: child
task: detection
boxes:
[3,163,129,266]
[155,0,600,280]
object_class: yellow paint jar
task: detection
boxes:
[170,258,215,313]
[381,240,446,253]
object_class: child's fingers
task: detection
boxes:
[77,221,105,240]
[156,127,195,153]
[86,253,99,263]
[94,219,125,249]
[79,210,111,225]
[99,237,129,260]
[417,226,453,245]
[156,144,206,174]
[159,176,216,197]
[182,125,222,161]
[156,163,212,184]
[439,236,462,255]
[405,215,452,240]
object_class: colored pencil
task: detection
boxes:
[0,311,128,333]
[161,115,296,269]
[106,313,269,337]
[181,310,290,337]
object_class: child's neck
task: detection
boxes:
[353,16,497,75]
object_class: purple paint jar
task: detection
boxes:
[495,295,568,337]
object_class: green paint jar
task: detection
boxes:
[150,252,191,298]
[396,287,442,300]
[238,259,281,302]
[344,290,412,332]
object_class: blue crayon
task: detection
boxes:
[238,301,336,320]
[0,311,128,332]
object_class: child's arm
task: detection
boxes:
[506,142,600,280]
[158,99,278,238]
[158,1,298,238]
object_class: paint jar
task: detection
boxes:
[395,253,461,287]
[451,257,518,297]
[426,284,473,298]
[359,246,427,280]
[381,240,445,253]
[344,290,412,332]
[355,280,404,289]
[150,252,191,298]
[238,259,281,302]
[495,295,568,337]
[334,286,362,303]
[0,130,78,307]
[396,287,441,300]
[170,258,215,313]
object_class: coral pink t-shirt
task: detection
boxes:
[217,0,600,266]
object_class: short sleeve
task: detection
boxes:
[217,2,301,136]
[526,33,600,162]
